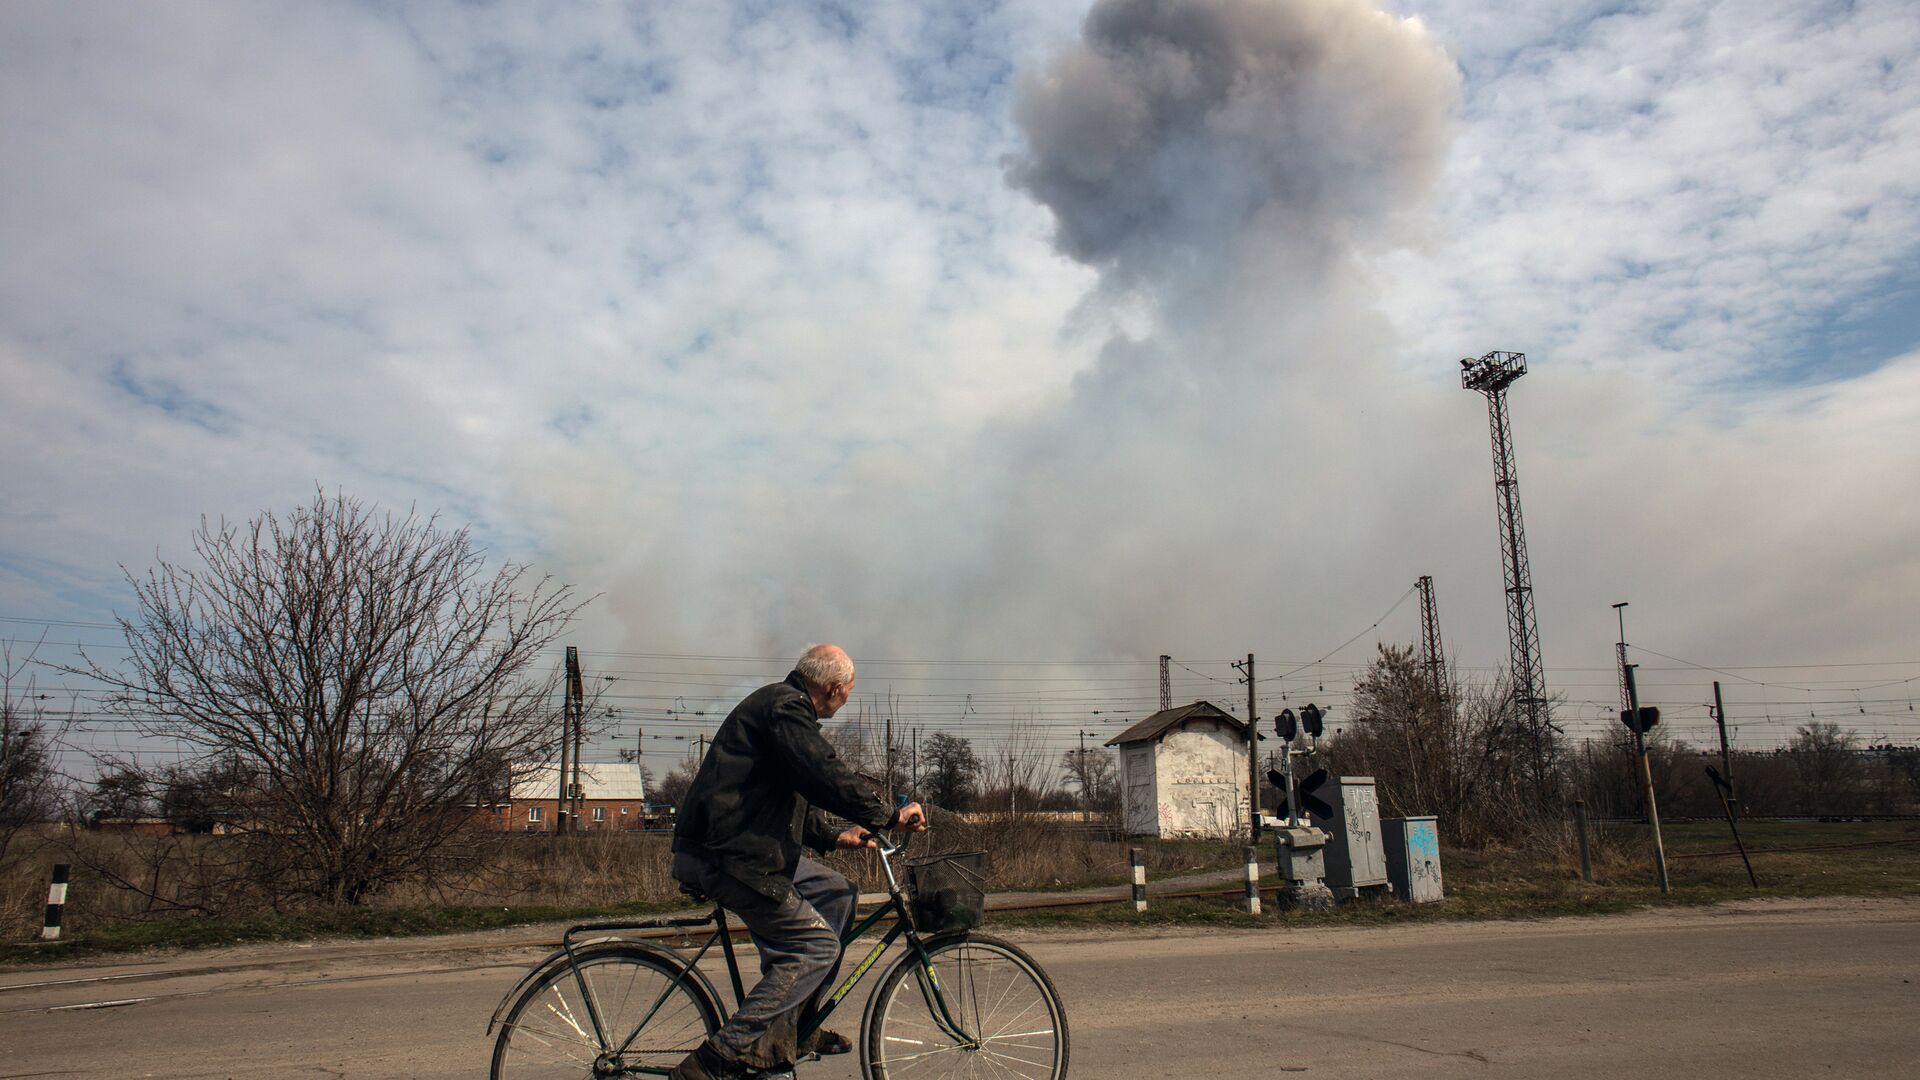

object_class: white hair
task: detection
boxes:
[795,644,854,691]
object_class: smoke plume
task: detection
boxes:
[1009,0,1457,301]
[580,0,1467,663]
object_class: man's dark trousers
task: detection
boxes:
[672,854,858,1070]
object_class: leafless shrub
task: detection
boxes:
[1,639,65,868]
[1323,644,1563,846]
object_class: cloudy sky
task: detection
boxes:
[4,0,1917,765]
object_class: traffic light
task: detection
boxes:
[1619,706,1660,734]
[1295,768,1333,819]
[1276,708,1296,740]
[1301,703,1325,738]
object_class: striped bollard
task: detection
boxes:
[1243,846,1262,915]
[42,863,70,941]
[1130,847,1147,912]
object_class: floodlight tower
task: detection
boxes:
[1461,350,1552,790]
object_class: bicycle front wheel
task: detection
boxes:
[492,944,720,1079]
[863,932,1069,1080]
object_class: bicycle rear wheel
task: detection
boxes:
[863,932,1068,1080]
[492,944,720,1079]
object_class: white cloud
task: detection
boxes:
[3,0,1918,758]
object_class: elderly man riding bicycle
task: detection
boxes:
[669,644,927,1080]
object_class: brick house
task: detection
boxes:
[487,761,650,832]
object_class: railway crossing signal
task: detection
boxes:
[1301,703,1325,738]
[1619,706,1660,734]
[1295,768,1333,819]
[1270,765,1334,820]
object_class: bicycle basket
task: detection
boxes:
[906,850,988,934]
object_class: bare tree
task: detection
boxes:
[920,732,981,811]
[82,490,587,905]
[1787,722,1864,814]
[1,640,64,865]
[654,760,697,811]
[982,719,1057,814]
[87,766,154,822]
[1058,746,1118,817]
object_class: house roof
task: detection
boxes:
[511,761,648,801]
[1104,701,1249,747]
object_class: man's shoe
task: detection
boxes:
[799,1028,853,1057]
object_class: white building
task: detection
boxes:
[1106,701,1252,839]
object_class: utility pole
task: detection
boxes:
[1712,680,1736,820]
[1463,351,1553,797]
[567,646,585,828]
[911,727,920,792]
[1625,663,1671,893]
[1078,729,1089,822]
[1613,602,1634,820]
[1159,655,1172,712]
[1234,654,1260,841]
[885,707,895,795]
[556,648,575,838]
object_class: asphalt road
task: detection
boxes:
[2,896,1915,1079]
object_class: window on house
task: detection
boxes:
[620,806,630,814]
[528,806,543,823]
[591,806,605,822]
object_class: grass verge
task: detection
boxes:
[0,897,683,967]
[992,820,1920,931]
[6,821,1914,965]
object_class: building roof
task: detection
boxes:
[1104,701,1249,747]
[510,761,648,802]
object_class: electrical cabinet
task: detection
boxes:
[1313,775,1387,898]
[1384,815,1444,903]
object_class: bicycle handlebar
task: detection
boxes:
[867,794,927,860]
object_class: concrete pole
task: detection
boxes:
[1712,680,1737,821]
[1245,654,1260,842]
[1626,665,1671,894]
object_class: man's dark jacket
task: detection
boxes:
[672,672,894,901]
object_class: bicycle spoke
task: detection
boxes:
[872,938,1064,1080]
[494,949,717,1079]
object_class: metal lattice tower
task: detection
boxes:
[1158,655,1171,712]
[1461,351,1552,786]
[1416,575,1447,706]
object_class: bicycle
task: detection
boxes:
[486,820,1070,1079]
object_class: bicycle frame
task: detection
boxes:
[539,839,977,1077]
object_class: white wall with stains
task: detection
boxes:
[1119,717,1249,839]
